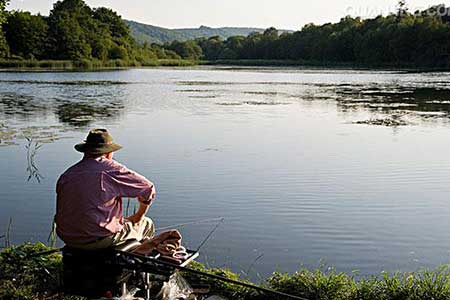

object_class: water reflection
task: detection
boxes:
[0,92,50,118]
[334,85,450,114]
[56,100,124,127]
[0,79,135,86]
[176,79,450,125]
[0,81,127,145]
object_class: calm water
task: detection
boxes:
[1,67,450,279]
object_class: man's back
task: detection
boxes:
[56,156,154,244]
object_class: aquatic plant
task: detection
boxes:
[25,137,44,183]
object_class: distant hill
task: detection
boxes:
[125,20,268,44]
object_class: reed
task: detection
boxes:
[4,218,12,248]
[0,58,198,70]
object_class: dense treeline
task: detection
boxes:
[2,0,450,68]
[0,0,182,65]
[162,3,450,68]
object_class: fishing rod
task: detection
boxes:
[26,248,309,300]
[118,250,309,300]
[25,217,226,259]
[196,217,224,252]
[25,248,62,259]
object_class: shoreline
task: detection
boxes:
[0,58,198,72]
[1,59,450,73]
[201,59,450,73]
[1,242,450,300]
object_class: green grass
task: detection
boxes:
[201,59,450,72]
[2,58,449,72]
[0,58,197,70]
[2,243,450,300]
[1,58,447,71]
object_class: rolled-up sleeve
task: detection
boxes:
[104,167,155,205]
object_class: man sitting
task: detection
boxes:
[55,129,156,250]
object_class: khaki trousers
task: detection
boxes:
[66,217,155,250]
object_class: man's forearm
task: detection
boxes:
[135,197,150,218]
[126,197,150,224]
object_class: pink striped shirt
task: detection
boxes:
[56,157,155,244]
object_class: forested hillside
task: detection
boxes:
[126,20,265,44]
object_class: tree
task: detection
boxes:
[397,0,409,18]
[166,40,202,60]
[196,36,224,60]
[219,36,244,59]
[4,11,48,59]
[93,7,129,39]
[108,44,128,60]
[0,0,9,57]
[47,0,94,59]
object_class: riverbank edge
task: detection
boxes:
[1,242,450,300]
[0,58,197,71]
[201,59,450,72]
[1,58,450,72]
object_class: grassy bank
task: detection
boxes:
[0,58,197,70]
[1,243,450,300]
[1,58,450,72]
[2,58,450,72]
[201,59,450,72]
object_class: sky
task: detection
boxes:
[8,0,450,30]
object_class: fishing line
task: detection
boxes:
[26,217,226,259]
[155,217,225,232]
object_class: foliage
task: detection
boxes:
[0,0,8,58]
[159,5,450,68]
[0,0,194,65]
[1,243,450,300]
[165,40,203,60]
[0,0,7,24]
[4,12,48,59]
[0,242,64,300]
[4,1,450,69]
[185,261,450,300]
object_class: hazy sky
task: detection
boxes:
[8,0,450,30]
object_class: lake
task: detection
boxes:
[1,67,450,280]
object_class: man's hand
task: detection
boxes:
[125,198,150,226]
[126,213,144,225]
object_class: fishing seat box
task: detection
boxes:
[62,245,131,298]
[62,240,199,298]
